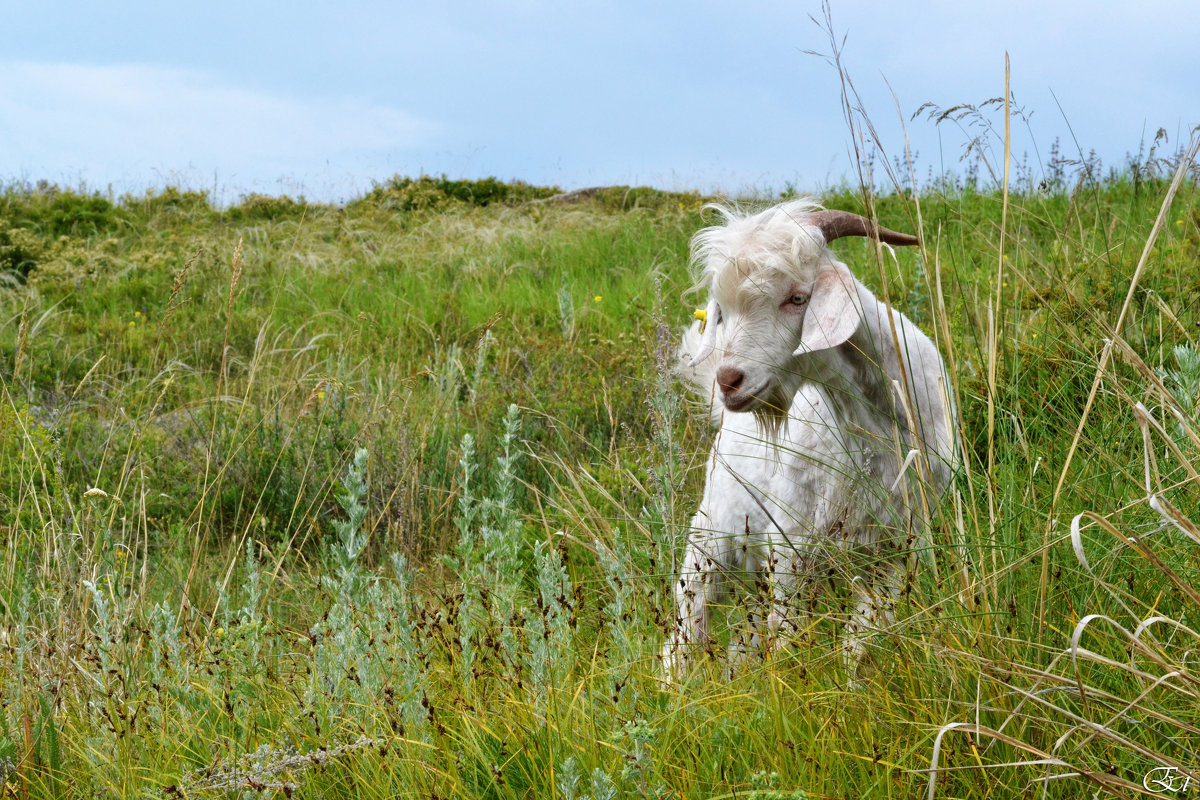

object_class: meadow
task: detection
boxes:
[2,148,1200,799]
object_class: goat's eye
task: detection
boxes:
[790,293,809,307]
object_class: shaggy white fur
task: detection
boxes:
[662,199,957,682]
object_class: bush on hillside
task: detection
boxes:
[354,175,561,213]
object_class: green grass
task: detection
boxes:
[1,159,1200,799]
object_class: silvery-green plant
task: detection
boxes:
[647,288,684,562]
[3,588,35,782]
[387,552,431,740]
[143,598,199,741]
[557,756,584,800]
[83,578,117,678]
[589,767,618,800]
[450,433,481,572]
[237,537,263,625]
[324,447,371,599]
[8,586,33,699]
[619,718,667,799]
[81,572,141,775]
[1159,343,1200,439]
[553,758,619,800]
[230,538,265,671]
[494,416,526,672]
[482,404,523,581]
[0,727,15,788]
[484,405,525,669]
[450,432,481,684]
[429,340,465,402]
[557,277,575,340]
[526,538,574,708]
[447,405,528,684]
[469,329,496,402]
[595,535,638,716]
[354,579,392,699]
[307,448,375,720]
[146,600,185,689]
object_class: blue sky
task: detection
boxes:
[2,1,1197,203]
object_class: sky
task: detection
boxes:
[2,1,1197,204]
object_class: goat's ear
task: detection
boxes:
[794,263,860,355]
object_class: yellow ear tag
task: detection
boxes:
[693,308,707,332]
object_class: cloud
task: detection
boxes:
[0,61,440,197]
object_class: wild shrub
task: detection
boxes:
[0,184,124,237]
[353,174,560,213]
[0,224,46,281]
[223,192,313,223]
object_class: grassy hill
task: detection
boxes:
[2,166,1200,798]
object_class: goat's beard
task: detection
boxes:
[751,382,793,440]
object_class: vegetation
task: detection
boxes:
[2,150,1200,799]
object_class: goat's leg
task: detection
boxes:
[725,549,770,673]
[843,556,903,672]
[768,542,810,651]
[727,540,796,673]
[662,532,726,685]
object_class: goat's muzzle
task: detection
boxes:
[716,365,745,396]
[717,365,767,412]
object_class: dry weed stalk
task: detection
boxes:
[218,237,245,390]
[157,247,201,336]
[169,736,385,797]
[12,302,28,385]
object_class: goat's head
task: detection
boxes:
[688,200,919,420]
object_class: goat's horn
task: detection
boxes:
[808,210,920,247]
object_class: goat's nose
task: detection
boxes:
[716,366,745,397]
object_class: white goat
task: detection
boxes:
[662,199,957,681]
